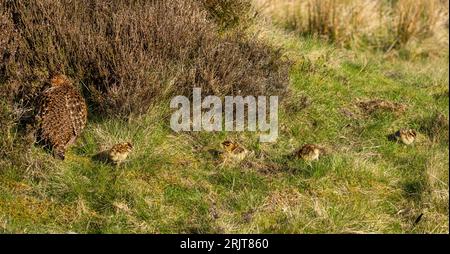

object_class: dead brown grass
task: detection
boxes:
[258,0,449,53]
[200,0,255,30]
[356,98,407,115]
[393,0,444,46]
[419,112,449,145]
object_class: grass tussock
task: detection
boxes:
[418,112,449,145]
[257,0,449,56]
[356,99,407,115]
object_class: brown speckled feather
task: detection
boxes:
[65,91,87,137]
[294,144,324,161]
[37,76,87,159]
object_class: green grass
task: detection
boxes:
[0,23,448,234]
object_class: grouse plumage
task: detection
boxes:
[220,140,249,164]
[37,74,87,160]
[108,142,134,165]
[294,144,325,162]
[394,129,417,145]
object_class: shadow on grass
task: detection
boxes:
[392,153,430,203]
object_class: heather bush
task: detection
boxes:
[200,0,255,30]
[0,0,289,119]
[0,0,289,171]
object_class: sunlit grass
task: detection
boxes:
[0,5,448,234]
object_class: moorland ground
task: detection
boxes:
[0,0,448,233]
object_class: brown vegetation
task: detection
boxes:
[357,99,407,115]
[257,0,449,54]
[0,0,289,118]
[0,0,290,168]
